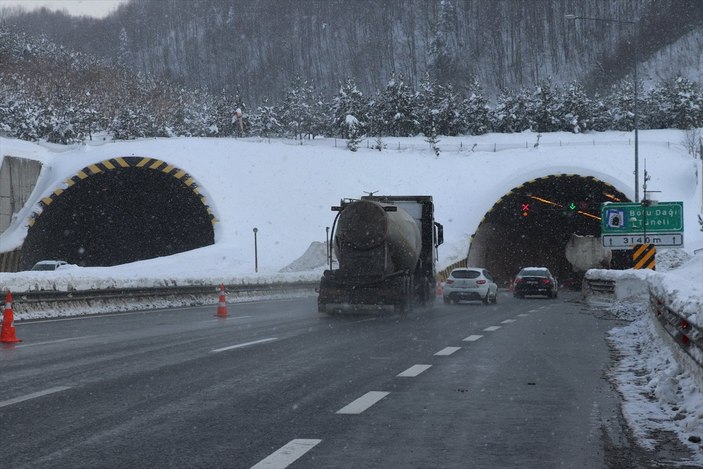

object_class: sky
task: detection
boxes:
[0,0,127,18]
[0,130,702,462]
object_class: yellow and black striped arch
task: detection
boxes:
[28,157,217,227]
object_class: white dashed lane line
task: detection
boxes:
[518,313,529,317]
[483,326,501,332]
[250,439,322,469]
[336,391,390,414]
[501,319,516,324]
[0,386,72,408]
[16,336,94,348]
[211,337,278,353]
[463,334,483,342]
[397,364,432,377]
[434,346,461,356]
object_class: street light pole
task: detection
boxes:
[565,14,639,203]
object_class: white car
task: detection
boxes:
[443,267,498,305]
[30,260,68,271]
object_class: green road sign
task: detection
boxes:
[600,201,684,234]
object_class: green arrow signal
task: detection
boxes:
[568,202,577,211]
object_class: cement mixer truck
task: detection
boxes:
[317,195,443,314]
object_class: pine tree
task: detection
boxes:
[250,97,282,138]
[344,114,363,152]
[375,73,418,137]
[461,77,492,135]
[605,81,637,131]
[493,89,531,133]
[560,81,592,133]
[527,78,561,133]
[331,79,367,139]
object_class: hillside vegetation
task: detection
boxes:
[0,1,702,154]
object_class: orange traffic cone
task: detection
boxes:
[215,283,228,318]
[1,291,22,343]
[436,280,444,297]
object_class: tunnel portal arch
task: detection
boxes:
[467,174,630,287]
[20,157,216,269]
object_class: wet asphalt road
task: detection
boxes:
[1,291,629,468]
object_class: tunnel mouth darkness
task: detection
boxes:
[468,175,630,288]
[21,158,215,269]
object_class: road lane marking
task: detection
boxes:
[518,313,529,317]
[397,364,432,377]
[434,346,461,356]
[336,391,389,414]
[251,439,322,468]
[351,318,378,324]
[501,319,516,324]
[211,337,278,353]
[206,316,252,323]
[463,335,483,342]
[16,336,94,348]
[0,386,72,408]
[483,326,501,332]
[528,309,539,313]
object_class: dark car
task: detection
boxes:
[513,267,558,299]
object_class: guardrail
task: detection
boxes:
[582,272,702,370]
[1,281,319,317]
[651,294,703,367]
[582,277,616,296]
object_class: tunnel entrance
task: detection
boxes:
[21,157,215,269]
[468,175,630,287]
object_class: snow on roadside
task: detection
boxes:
[608,300,703,464]
[596,250,703,464]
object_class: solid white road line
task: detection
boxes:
[434,346,461,356]
[336,391,389,414]
[0,386,72,408]
[250,439,322,469]
[211,337,278,353]
[483,326,501,332]
[397,364,432,377]
[463,334,483,342]
[501,319,516,324]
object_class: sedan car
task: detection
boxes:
[513,267,558,298]
[443,267,498,305]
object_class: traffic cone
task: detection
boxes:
[436,280,444,297]
[1,291,22,343]
[215,283,228,318]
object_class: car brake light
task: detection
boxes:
[541,279,551,285]
[514,278,522,284]
[476,280,486,284]
[446,280,454,285]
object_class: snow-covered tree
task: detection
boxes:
[492,89,531,133]
[647,77,703,130]
[374,73,418,137]
[527,78,561,133]
[331,79,367,139]
[344,114,363,152]
[278,76,317,139]
[461,77,492,135]
[250,97,282,138]
[559,81,592,133]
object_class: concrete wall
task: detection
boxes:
[0,156,42,234]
